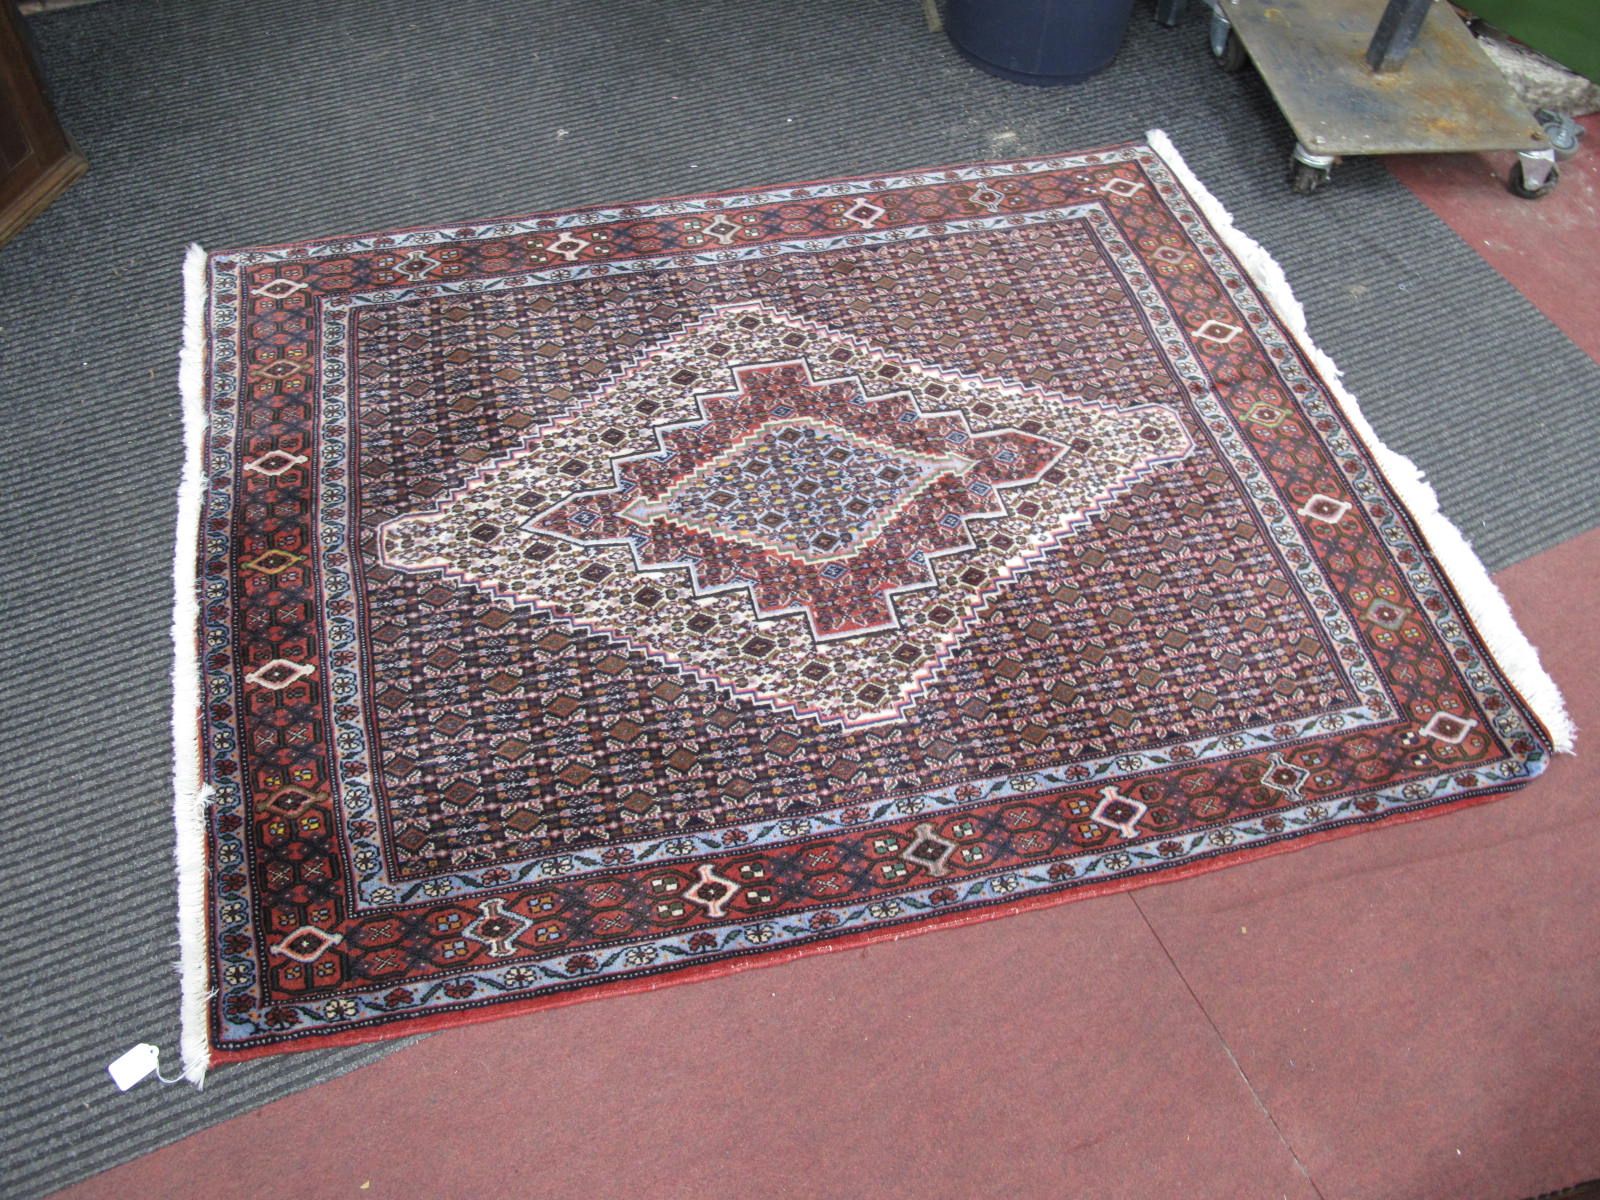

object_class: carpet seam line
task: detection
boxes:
[1127,893,1329,1200]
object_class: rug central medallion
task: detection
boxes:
[530,360,1069,640]
[382,302,1194,724]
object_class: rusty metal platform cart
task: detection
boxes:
[1157,0,1571,196]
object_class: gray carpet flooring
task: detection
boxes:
[2,1,1596,1196]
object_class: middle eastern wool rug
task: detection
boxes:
[174,132,1570,1075]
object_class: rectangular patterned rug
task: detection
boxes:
[172,132,1572,1077]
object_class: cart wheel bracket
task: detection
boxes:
[1208,10,1248,72]
[1510,147,1559,199]
[1289,142,1335,194]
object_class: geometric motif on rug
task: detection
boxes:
[381,303,1193,725]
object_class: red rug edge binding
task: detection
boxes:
[204,776,1530,1066]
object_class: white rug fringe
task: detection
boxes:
[1145,130,1574,754]
[174,243,213,1085]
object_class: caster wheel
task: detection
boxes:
[1509,159,1559,199]
[1290,160,1330,195]
[1533,108,1583,160]
[1212,29,1248,72]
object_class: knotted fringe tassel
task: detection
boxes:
[174,243,213,1085]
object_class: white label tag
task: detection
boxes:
[108,1043,161,1091]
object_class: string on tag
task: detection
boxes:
[108,1043,186,1090]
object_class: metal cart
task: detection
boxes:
[1157,0,1578,197]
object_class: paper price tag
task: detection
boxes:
[108,1043,161,1091]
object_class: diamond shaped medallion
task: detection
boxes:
[382,303,1192,725]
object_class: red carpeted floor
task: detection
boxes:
[56,144,1600,1200]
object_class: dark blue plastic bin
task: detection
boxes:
[946,0,1136,85]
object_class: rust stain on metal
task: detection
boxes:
[1226,0,1543,156]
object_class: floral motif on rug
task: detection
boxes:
[181,138,1560,1064]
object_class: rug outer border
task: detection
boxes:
[174,138,1574,1077]
[200,776,1530,1064]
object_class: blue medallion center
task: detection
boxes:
[632,419,967,563]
